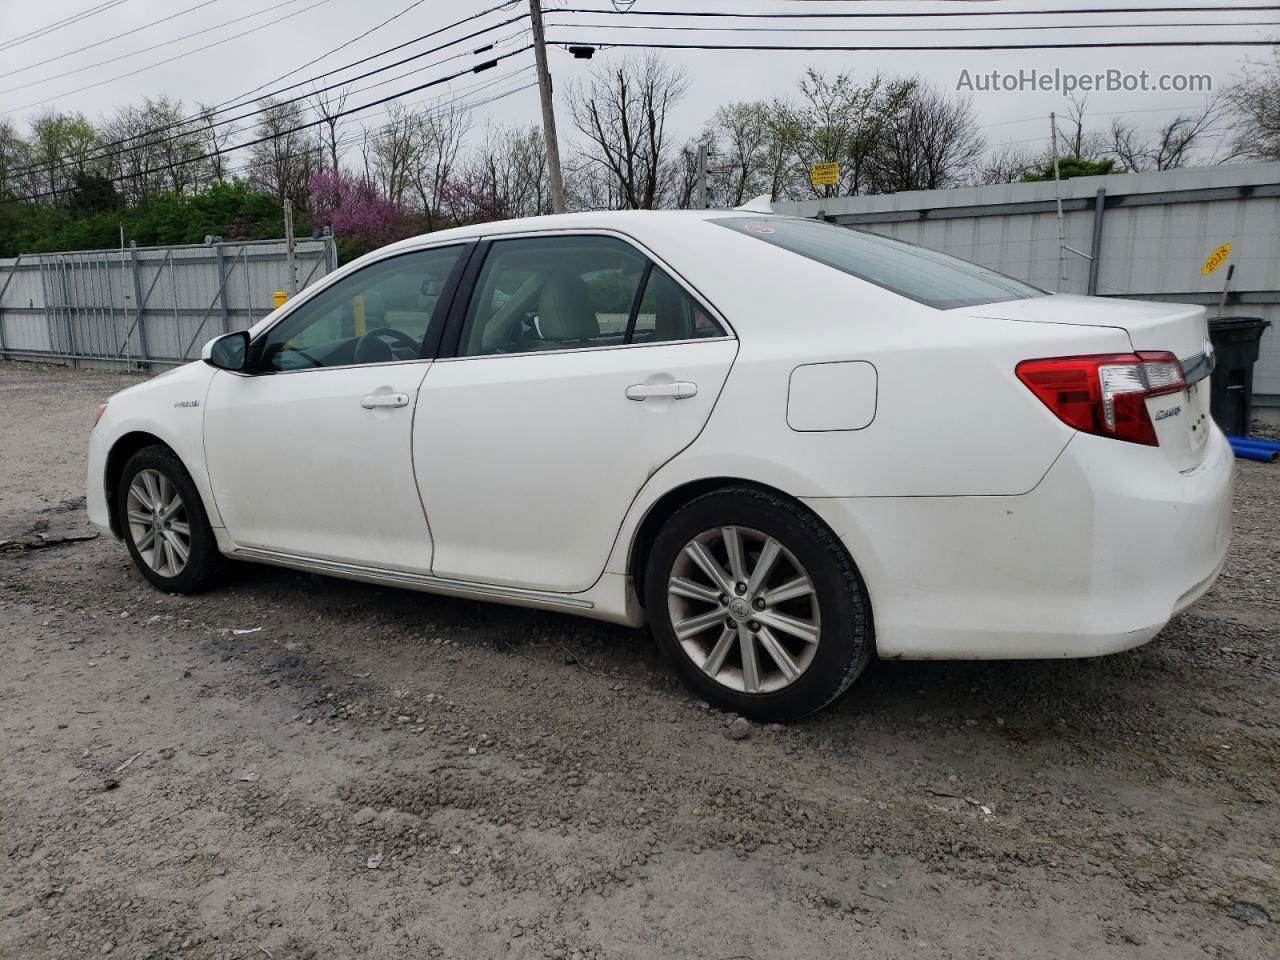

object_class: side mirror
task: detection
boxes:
[202,331,249,371]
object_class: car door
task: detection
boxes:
[413,232,738,593]
[203,243,468,571]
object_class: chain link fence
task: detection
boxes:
[0,237,338,369]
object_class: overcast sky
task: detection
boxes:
[1,0,1274,166]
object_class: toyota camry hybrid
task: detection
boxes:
[87,210,1233,720]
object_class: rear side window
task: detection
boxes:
[631,266,726,344]
[715,216,1044,310]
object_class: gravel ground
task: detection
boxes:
[1,360,1277,960]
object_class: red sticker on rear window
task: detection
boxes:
[743,223,775,234]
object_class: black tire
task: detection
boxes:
[116,444,224,593]
[644,486,873,722]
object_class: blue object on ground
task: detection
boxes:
[1228,435,1280,452]
[1227,437,1279,461]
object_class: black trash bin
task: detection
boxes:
[1207,316,1271,437]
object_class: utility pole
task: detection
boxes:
[283,197,297,296]
[530,0,566,215]
[1050,111,1065,292]
[695,143,709,209]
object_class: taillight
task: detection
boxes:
[1015,352,1185,446]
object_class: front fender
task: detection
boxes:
[89,363,222,534]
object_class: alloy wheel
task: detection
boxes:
[125,468,191,578]
[666,525,820,694]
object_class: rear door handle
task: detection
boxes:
[625,381,697,401]
[361,393,409,409]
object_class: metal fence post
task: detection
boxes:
[128,242,151,364]
[59,256,79,368]
[1088,188,1106,296]
[0,253,24,357]
[215,243,231,334]
[243,246,253,326]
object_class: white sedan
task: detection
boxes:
[87,211,1232,720]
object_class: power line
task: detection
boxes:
[551,37,1280,51]
[0,0,221,79]
[543,18,1280,34]
[228,71,536,181]
[231,0,436,104]
[10,2,527,179]
[6,0,336,114]
[271,71,537,167]
[10,44,534,202]
[12,22,532,186]
[981,102,1220,132]
[553,4,1280,19]
[0,0,317,93]
[0,0,131,53]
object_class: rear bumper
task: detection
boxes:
[804,426,1234,660]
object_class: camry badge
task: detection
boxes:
[174,400,200,408]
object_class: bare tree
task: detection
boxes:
[246,98,320,206]
[1107,101,1222,172]
[978,143,1042,184]
[563,153,622,211]
[867,79,986,192]
[310,85,350,180]
[671,132,715,209]
[1053,95,1107,161]
[568,54,689,209]
[195,102,237,183]
[143,96,206,196]
[0,118,29,199]
[1225,48,1280,161]
[366,102,421,207]
[708,102,773,207]
[447,124,551,224]
[411,99,470,231]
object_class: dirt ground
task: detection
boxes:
[1,360,1276,960]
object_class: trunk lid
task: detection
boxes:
[963,294,1214,472]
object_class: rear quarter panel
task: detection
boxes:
[604,220,1133,576]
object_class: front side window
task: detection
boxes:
[257,245,463,371]
[456,235,726,357]
[715,216,1044,310]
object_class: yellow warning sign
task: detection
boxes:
[1202,243,1232,276]
[810,162,839,187]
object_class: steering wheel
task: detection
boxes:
[353,327,418,365]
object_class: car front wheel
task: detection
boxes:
[117,445,223,593]
[645,487,874,721]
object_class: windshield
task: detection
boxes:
[715,216,1045,310]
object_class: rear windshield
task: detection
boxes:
[715,216,1044,310]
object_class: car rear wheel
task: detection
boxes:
[117,445,223,593]
[645,487,874,721]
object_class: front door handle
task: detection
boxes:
[361,393,409,409]
[625,381,697,401]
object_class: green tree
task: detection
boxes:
[1020,155,1121,182]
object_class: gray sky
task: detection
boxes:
[0,0,1274,168]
